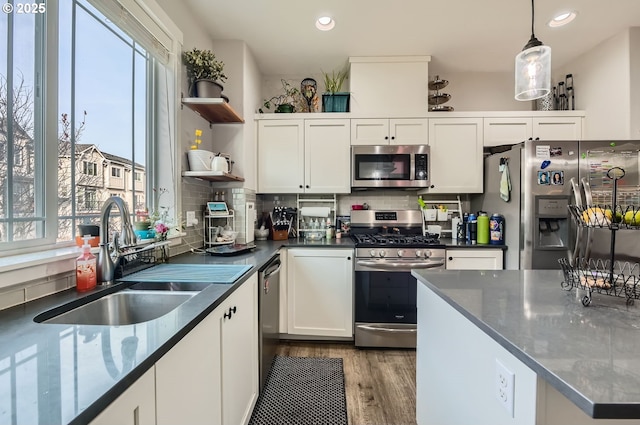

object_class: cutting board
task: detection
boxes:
[119,263,252,284]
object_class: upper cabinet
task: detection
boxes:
[421,117,483,194]
[257,119,350,194]
[182,98,244,124]
[349,56,431,117]
[484,113,584,147]
[350,118,428,145]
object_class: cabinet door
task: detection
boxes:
[304,119,351,193]
[156,309,221,425]
[427,118,483,193]
[446,249,504,270]
[258,120,304,193]
[350,119,390,145]
[390,118,429,145]
[287,248,353,337]
[219,274,258,425]
[89,368,155,425]
[533,116,582,140]
[483,117,533,147]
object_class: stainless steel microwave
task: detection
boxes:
[351,145,430,188]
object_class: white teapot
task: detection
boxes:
[211,155,229,173]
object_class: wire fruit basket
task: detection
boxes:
[560,167,640,306]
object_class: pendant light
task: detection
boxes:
[515,0,551,101]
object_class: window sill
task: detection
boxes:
[0,246,79,275]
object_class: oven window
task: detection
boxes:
[354,154,411,181]
[355,271,417,323]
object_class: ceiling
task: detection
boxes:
[183,0,640,77]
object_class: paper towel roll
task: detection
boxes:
[299,207,331,217]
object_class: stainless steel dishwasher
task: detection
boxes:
[258,253,281,390]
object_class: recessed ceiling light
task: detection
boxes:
[548,11,577,28]
[315,16,335,31]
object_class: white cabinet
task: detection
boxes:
[258,119,350,193]
[349,56,430,117]
[156,275,258,425]
[89,368,156,425]
[445,249,504,270]
[304,120,351,193]
[257,119,304,193]
[484,115,583,147]
[423,117,483,194]
[218,274,259,425]
[156,307,221,425]
[287,248,353,338]
[350,118,428,145]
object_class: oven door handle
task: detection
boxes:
[357,324,417,333]
[356,259,445,270]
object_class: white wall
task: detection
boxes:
[556,29,632,139]
[630,27,640,139]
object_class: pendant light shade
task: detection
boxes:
[515,0,551,101]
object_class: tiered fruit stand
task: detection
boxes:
[560,167,640,306]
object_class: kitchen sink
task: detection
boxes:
[126,281,214,292]
[36,289,196,326]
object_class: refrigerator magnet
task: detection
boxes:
[538,171,550,185]
[540,160,551,169]
[551,171,564,185]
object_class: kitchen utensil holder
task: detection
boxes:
[271,228,289,241]
[561,167,640,306]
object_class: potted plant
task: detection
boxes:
[261,79,300,113]
[182,48,228,98]
[322,66,349,112]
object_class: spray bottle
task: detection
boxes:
[76,235,97,292]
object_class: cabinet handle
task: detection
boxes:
[299,184,303,188]
[528,137,533,141]
[305,185,309,189]
[384,136,389,140]
[391,136,395,140]
[448,257,453,261]
[535,137,540,141]
[224,306,237,320]
[430,185,435,189]
[347,256,351,260]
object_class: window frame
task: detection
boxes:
[0,0,183,256]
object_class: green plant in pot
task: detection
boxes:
[322,66,350,112]
[182,48,228,98]
[261,79,300,113]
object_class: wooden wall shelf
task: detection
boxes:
[181,98,244,124]
[182,170,245,182]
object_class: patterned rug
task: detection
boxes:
[249,356,348,425]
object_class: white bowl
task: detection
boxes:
[255,228,269,240]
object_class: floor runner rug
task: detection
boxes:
[248,355,348,425]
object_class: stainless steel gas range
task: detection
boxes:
[350,210,445,348]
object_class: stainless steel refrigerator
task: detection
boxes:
[472,140,640,270]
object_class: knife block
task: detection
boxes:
[271,228,289,241]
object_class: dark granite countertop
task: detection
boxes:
[439,238,508,249]
[412,269,640,419]
[0,239,355,425]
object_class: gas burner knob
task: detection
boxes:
[415,250,422,258]
[397,249,405,257]
[369,250,376,258]
[424,250,432,258]
[379,250,387,258]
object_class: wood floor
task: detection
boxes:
[276,341,417,425]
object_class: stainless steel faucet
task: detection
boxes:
[97,196,137,284]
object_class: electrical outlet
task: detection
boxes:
[495,359,515,417]
[186,211,197,227]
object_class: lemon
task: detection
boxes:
[624,211,637,225]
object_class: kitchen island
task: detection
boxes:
[412,269,640,425]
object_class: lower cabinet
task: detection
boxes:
[156,274,258,425]
[89,368,156,425]
[287,248,354,338]
[446,249,504,270]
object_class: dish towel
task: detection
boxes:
[499,160,511,202]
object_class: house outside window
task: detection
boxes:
[111,167,121,178]
[82,161,97,176]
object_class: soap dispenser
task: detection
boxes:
[76,235,97,292]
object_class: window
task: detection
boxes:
[134,171,141,181]
[0,0,180,253]
[82,161,97,176]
